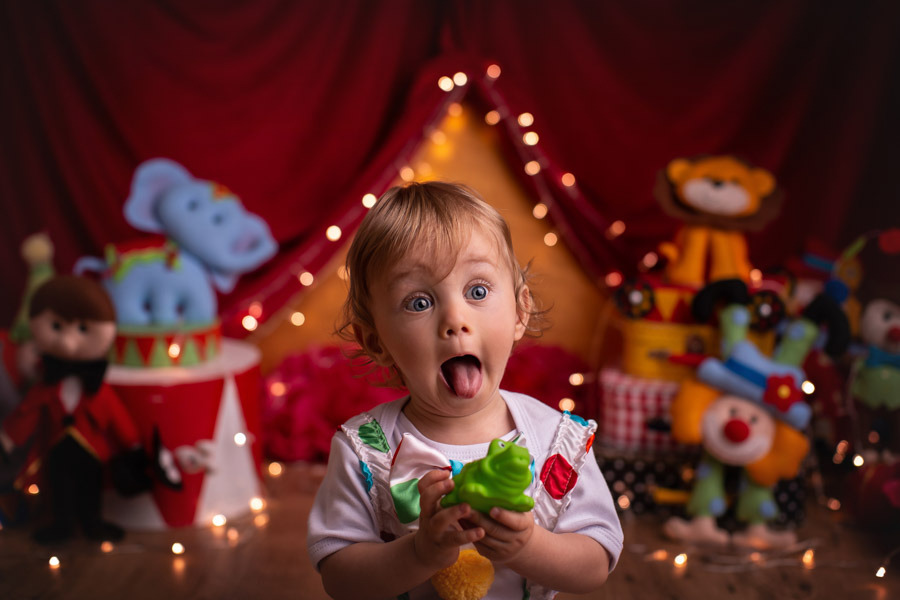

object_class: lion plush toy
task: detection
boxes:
[655,155,783,287]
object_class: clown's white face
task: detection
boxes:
[701,395,775,466]
[860,298,900,354]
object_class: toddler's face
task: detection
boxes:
[365,228,527,419]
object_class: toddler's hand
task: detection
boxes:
[413,469,485,570]
[467,506,535,564]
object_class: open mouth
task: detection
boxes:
[440,355,483,398]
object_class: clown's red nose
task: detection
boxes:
[888,326,900,343]
[724,418,750,443]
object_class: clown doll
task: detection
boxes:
[0,276,158,543]
[663,280,849,548]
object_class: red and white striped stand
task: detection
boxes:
[103,339,263,529]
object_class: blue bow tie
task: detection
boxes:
[865,345,900,369]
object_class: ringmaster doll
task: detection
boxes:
[0,275,149,543]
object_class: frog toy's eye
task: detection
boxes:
[498,441,505,449]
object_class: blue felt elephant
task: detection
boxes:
[75,158,277,327]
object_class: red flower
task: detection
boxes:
[763,374,802,413]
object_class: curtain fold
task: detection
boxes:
[2,1,898,337]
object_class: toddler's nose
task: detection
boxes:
[439,301,470,337]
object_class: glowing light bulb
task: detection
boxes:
[524,160,541,175]
[750,269,763,282]
[604,272,623,287]
[28,484,40,495]
[430,130,447,145]
[49,556,60,569]
[617,495,631,510]
[326,225,342,241]
[270,381,286,396]
[827,498,841,511]
[876,566,886,578]
[484,110,500,125]
[268,462,284,477]
[802,380,815,394]
[399,166,415,181]
[226,528,239,543]
[212,514,226,527]
[673,553,687,567]
[452,72,468,86]
[532,203,548,219]
[569,373,585,386]
[486,64,501,79]
[171,542,185,555]
[559,398,575,412]
[517,112,534,127]
[868,430,880,444]
[651,549,668,560]
[362,193,377,208]
[234,432,248,446]
[853,454,865,467]
[523,131,539,146]
[241,315,258,331]
[254,513,270,527]
[290,311,306,326]
[543,232,558,247]
[642,252,659,269]
[298,271,314,286]
[836,440,849,454]
[438,76,454,91]
[167,343,181,359]
[605,220,626,239]
[248,301,263,318]
[447,102,463,117]
[561,172,576,187]
[250,497,265,512]
[101,541,114,553]
[802,549,815,569]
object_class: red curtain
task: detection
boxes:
[2,1,898,337]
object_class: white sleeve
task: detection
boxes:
[306,432,383,570]
[552,447,624,571]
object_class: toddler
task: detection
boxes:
[307,182,623,599]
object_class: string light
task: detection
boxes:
[171,542,185,555]
[876,566,886,578]
[641,252,659,270]
[241,315,258,331]
[801,380,815,394]
[269,381,286,396]
[486,64,501,79]
[248,301,263,318]
[543,232,558,247]
[268,462,284,477]
[212,514,227,527]
[226,528,239,544]
[325,226,342,242]
[234,432,248,446]
[617,495,631,510]
[101,541,114,553]
[868,430,880,444]
[254,513,270,527]
[484,110,501,125]
[452,72,468,86]
[430,130,447,145]
[447,103,463,117]
[517,113,534,127]
[399,166,415,181]
[561,172,576,187]
[802,549,815,569]
[173,557,185,575]
[569,373,584,386]
[49,556,60,569]
[604,271,623,287]
[524,160,541,175]
[651,549,668,561]
[290,311,306,326]
[27,484,39,495]
[532,203,548,219]
[852,454,865,467]
[362,193,377,208]
[673,553,688,567]
[438,76,454,92]
[168,343,181,358]
[827,498,841,511]
[605,220,626,239]
[523,131,539,145]
[750,268,763,283]
[559,397,575,412]
[298,271,314,286]
[250,497,265,512]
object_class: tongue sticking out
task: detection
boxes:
[441,356,482,398]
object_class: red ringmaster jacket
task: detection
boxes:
[2,380,140,489]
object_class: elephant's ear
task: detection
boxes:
[124,158,193,232]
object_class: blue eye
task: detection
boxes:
[406,297,432,312]
[467,284,488,301]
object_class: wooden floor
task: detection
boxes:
[1,463,898,600]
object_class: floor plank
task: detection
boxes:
[1,463,897,599]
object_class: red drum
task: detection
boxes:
[103,339,263,529]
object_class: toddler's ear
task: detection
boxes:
[514,286,532,340]
[354,324,393,366]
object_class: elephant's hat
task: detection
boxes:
[697,340,812,431]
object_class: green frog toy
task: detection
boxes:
[440,435,534,514]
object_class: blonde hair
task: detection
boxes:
[337,181,545,381]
